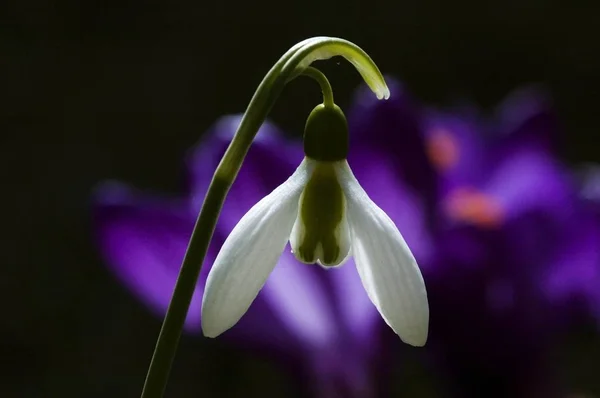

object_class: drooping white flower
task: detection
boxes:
[201,104,429,346]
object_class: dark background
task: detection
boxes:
[1,0,600,396]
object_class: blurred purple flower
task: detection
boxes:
[94,78,600,397]
[410,86,600,397]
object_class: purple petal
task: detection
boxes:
[348,78,437,203]
[494,85,560,152]
[542,215,600,322]
[219,287,301,353]
[578,165,600,213]
[92,181,204,331]
[328,261,380,349]
[484,147,574,222]
[423,109,488,192]
[261,250,339,349]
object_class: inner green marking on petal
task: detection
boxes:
[297,162,345,266]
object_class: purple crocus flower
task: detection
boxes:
[411,87,600,397]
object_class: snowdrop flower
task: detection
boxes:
[98,37,423,397]
[201,101,429,346]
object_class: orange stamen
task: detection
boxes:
[426,129,459,171]
[445,187,504,228]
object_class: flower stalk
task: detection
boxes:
[139,37,389,398]
[302,66,335,108]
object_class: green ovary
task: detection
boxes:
[296,162,346,266]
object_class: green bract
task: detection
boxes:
[285,37,390,100]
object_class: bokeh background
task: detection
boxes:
[2,0,600,397]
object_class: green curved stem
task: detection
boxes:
[302,66,334,108]
[139,36,388,398]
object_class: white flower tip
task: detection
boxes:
[201,286,246,339]
[201,300,242,338]
[377,85,391,100]
[381,300,429,347]
[394,292,430,347]
[200,306,229,338]
[201,324,222,339]
[370,81,390,100]
[399,323,429,347]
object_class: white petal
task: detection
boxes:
[201,159,311,337]
[336,161,429,346]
